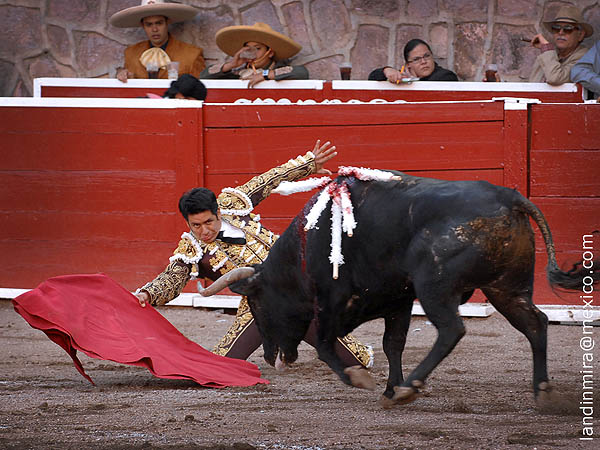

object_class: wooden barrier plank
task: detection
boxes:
[175,107,201,201]
[204,122,504,174]
[0,107,178,133]
[0,171,176,212]
[533,250,590,305]
[0,211,180,241]
[41,86,165,99]
[530,104,600,150]
[1,133,176,171]
[503,107,529,195]
[327,81,583,104]
[197,104,206,187]
[203,102,503,128]
[39,86,325,103]
[330,90,582,104]
[530,150,600,197]
[0,240,175,290]
[530,197,600,252]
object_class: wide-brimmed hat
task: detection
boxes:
[543,5,594,38]
[215,22,301,61]
[110,0,198,28]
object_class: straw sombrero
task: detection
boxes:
[216,22,301,61]
[110,0,198,28]
[543,5,594,38]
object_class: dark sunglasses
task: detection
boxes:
[551,24,580,34]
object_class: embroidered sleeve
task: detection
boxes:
[199,63,238,79]
[138,261,191,306]
[273,64,308,80]
[217,151,316,213]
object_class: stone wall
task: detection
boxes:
[1,0,598,96]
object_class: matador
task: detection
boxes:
[134,141,373,369]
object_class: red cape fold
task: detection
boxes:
[12,273,268,388]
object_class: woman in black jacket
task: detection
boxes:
[369,38,458,82]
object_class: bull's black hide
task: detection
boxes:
[226,173,598,406]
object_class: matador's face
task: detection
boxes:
[187,210,222,243]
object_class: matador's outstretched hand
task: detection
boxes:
[312,140,337,175]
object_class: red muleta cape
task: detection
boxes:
[12,273,268,388]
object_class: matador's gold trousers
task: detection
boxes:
[212,297,373,368]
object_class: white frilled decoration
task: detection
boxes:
[302,181,355,279]
[338,166,402,182]
[272,177,332,195]
[275,166,401,279]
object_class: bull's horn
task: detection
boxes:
[197,267,256,297]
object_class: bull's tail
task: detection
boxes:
[516,196,599,291]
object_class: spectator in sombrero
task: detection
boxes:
[110,0,205,82]
[527,6,592,85]
[200,22,308,88]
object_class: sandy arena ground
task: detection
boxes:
[1,299,597,449]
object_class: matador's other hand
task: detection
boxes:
[135,291,149,308]
[312,139,337,175]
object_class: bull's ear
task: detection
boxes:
[229,272,261,297]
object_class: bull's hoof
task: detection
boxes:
[537,381,551,392]
[535,381,554,410]
[378,394,397,409]
[391,385,419,405]
[344,365,376,390]
[275,353,286,371]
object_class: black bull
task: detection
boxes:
[201,173,598,406]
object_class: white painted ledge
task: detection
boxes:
[3,288,596,322]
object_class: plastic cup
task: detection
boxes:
[240,48,258,60]
[167,61,179,79]
[146,62,159,79]
[340,62,352,80]
[485,64,498,82]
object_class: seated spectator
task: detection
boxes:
[200,22,308,88]
[110,0,205,82]
[571,40,600,97]
[369,39,458,82]
[527,6,592,85]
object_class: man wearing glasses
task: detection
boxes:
[528,6,593,85]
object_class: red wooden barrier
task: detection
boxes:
[326,81,583,104]
[528,103,600,305]
[0,99,199,289]
[1,97,598,307]
[35,78,325,103]
[34,78,583,104]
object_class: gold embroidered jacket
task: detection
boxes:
[139,152,316,306]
